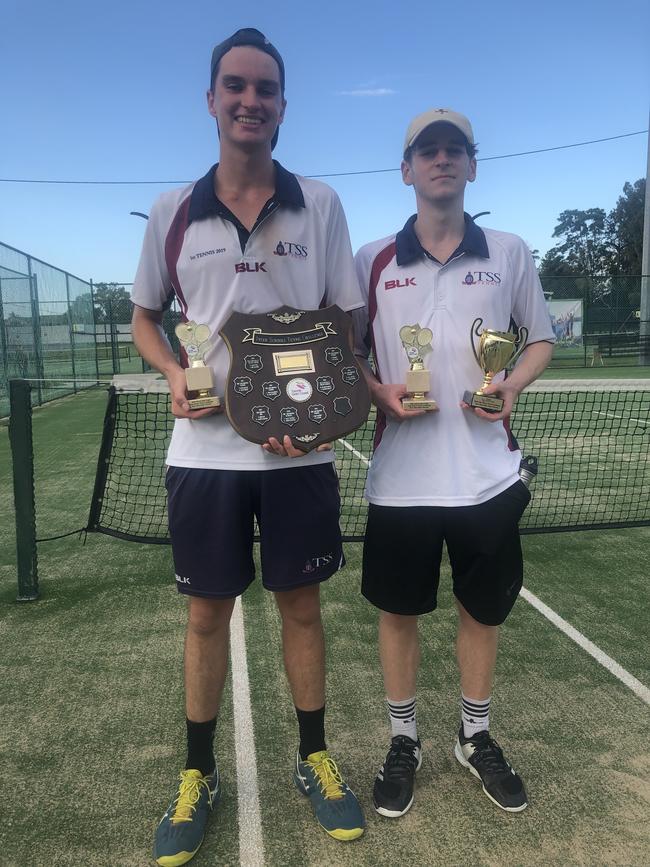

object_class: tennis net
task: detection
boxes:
[87,375,650,542]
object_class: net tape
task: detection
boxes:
[87,376,650,542]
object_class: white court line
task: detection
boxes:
[230,596,265,867]
[228,439,367,866]
[520,587,650,707]
[594,410,648,427]
[338,436,371,466]
[339,435,650,709]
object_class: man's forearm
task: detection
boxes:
[132,310,182,378]
[356,356,380,396]
[506,341,554,393]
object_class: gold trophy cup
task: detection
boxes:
[463,318,528,412]
[400,324,438,411]
[175,321,221,409]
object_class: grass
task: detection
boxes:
[2,534,649,866]
[1,382,649,865]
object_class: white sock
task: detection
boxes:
[461,693,490,738]
[387,696,417,742]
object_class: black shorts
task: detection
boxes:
[166,463,343,598]
[362,481,531,626]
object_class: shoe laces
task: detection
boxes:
[386,736,419,772]
[468,732,510,775]
[170,770,213,824]
[306,753,345,800]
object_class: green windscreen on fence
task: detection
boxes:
[86,376,650,542]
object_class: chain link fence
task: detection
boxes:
[0,243,180,418]
[1,241,648,418]
[540,275,648,368]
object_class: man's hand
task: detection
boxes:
[371,382,430,421]
[167,367,222,420]
[460,378,520,422]
[262,435,333,457]
[460,341,554,423]
[131,305,222,420]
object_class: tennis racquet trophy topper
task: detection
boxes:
[463,318,528,413]
[174,321,221,409]
[399,324,438,411]
[219,305,370,452]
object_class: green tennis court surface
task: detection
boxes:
[1,388,649,865]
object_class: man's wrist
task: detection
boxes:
[161,360,185,379]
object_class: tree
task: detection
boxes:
[68,292,94,324]
[607,179,645,275]
[92,283,132,322]
[527,245,540,265]
[546,208,611,275]
[538,248,580,276]
[540,179,645,276]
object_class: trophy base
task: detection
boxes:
[187,394,221,409]
[402,396,438,411]
[463,390,503,413]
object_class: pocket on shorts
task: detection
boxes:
[498,479,531,521]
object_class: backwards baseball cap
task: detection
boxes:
[403,108,474,156]
[210,28,285,151]
[210,28,285,92]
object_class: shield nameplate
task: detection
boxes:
[220,305,371,452]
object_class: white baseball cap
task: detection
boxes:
[404,108,475,155]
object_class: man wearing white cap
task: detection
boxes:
[354,109,554,818]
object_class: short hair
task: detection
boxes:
[210,28,285,94]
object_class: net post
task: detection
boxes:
[86,386,117,532]
[9,379,39,601]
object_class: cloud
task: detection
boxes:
[337,88,397,97]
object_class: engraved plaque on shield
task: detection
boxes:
[220,305,371,452]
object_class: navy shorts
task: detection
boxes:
[165,463,343,598]
[362,481,531,626]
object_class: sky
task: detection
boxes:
[1,0,649,285]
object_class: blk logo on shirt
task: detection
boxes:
[235,261,267,273]
[384,278,416,290]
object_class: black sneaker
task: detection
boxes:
[373,735,422,818]
[454,727,528,812]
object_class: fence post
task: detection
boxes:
[90,279,100,379]
[0,277,8,373]
[27,263,44,405]
[639,115,649,364]
[65,272,77,390]
[9,379,39,600]
[108,299,119,373]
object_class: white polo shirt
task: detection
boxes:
[132,161,363,470]
[354,214,555,506]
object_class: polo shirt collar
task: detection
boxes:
[395,212,489,266]
[188,159,305,223]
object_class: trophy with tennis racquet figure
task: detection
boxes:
[175,321,221,409]
[399,323,438,411]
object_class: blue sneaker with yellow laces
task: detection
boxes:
[153,766,220,866]
[294,750,365,841]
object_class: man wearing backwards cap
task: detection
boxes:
[131,27,365,866]
[353,109,554,819]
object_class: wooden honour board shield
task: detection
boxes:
[220,305,370,452]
